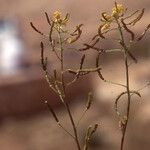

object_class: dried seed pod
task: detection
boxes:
[53,69,57,80]
[49,21,54,43]
[96,53,105,80]
[30,22,45,36]
[86,92,93,110]
[90,124,98,136]
[83,124,99,150]
[68,24,83,43]
[80,54,85,69]
[45,12,51,26]
[40,42,47,71]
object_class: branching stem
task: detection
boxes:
[58,30,81,150]
[116,17,131,150]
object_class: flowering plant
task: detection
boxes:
[30,2,150,150]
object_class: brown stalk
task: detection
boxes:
[57,30,81,150]
[115,14,133,150]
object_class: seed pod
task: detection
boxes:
[45,12,51,26]
[53,69,57,80]
[90,124,98,136]
[30,22,44,36]
[86,92,93,110]
[40,42,47,71]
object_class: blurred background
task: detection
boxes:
[0,0,150,149]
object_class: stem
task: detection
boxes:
[120,51,130,150]
[65,102,81,150]
[58,122,75,139]
[116,18,131,150]
[58,30,81,150]
[58,30,66,94]
[77,109,88,127]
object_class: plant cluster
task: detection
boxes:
[30,2,150,150]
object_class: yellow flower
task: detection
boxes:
[101,23,110,31]
[52,11,69,27]
[53,11,61,23]
[112,4,124,17]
